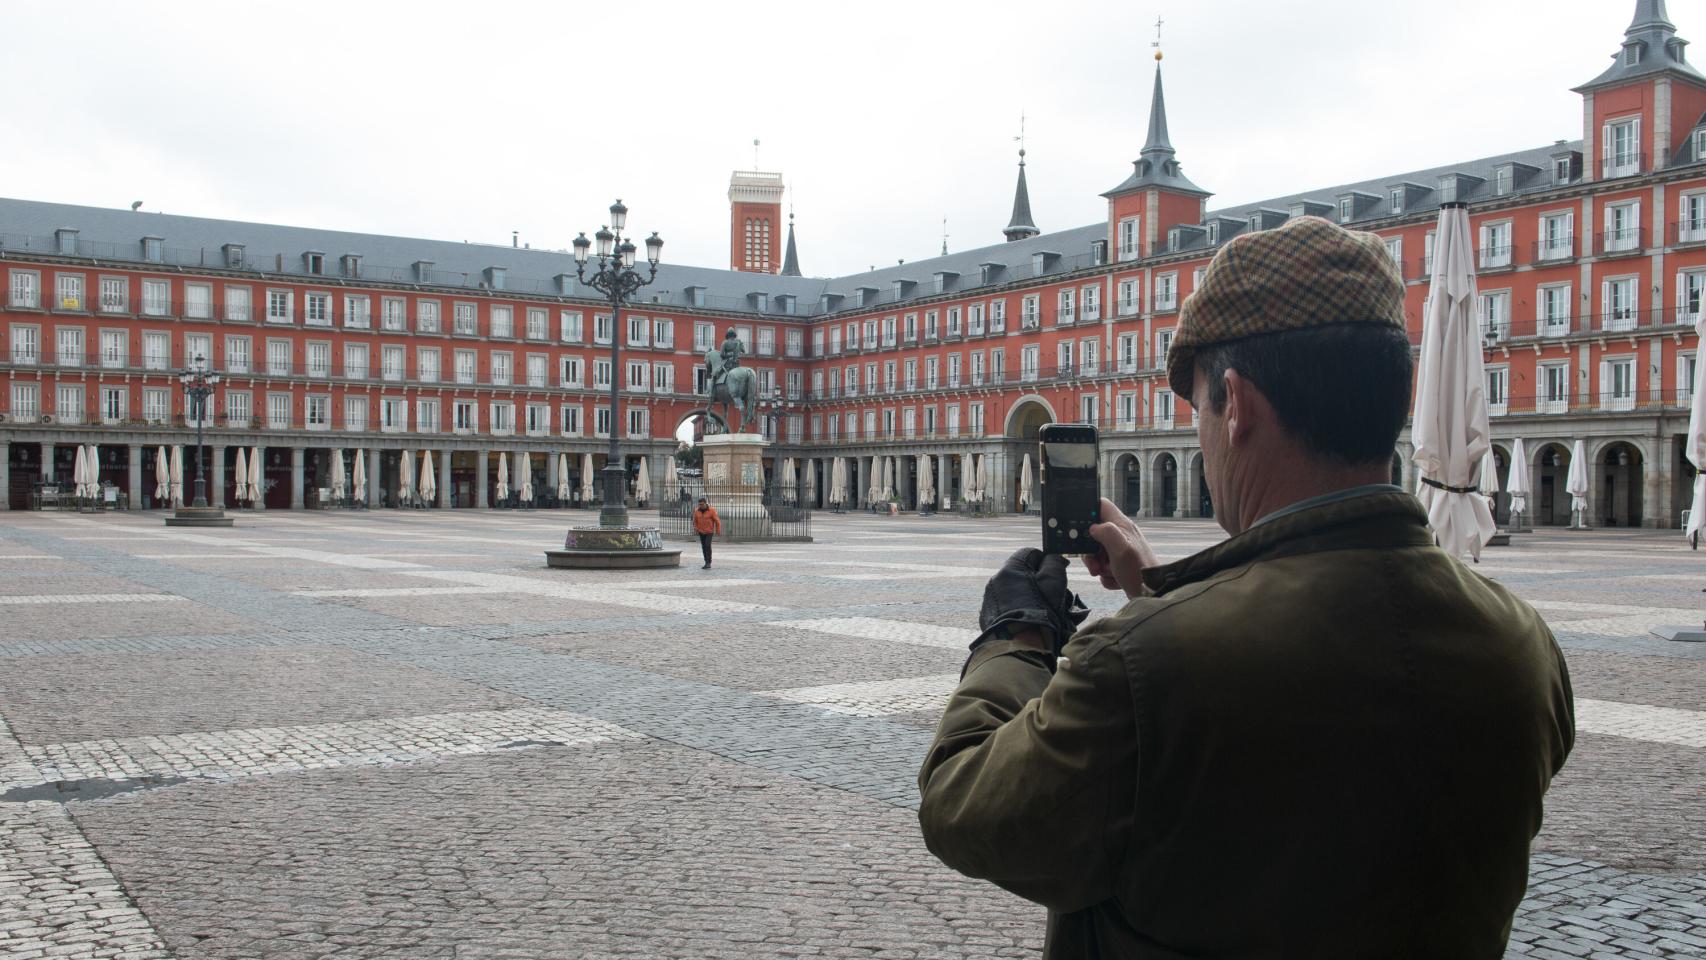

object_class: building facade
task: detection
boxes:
[3,1,1703,525]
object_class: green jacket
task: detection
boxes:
[918,491,1574,959]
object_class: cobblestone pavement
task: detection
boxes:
[0,508,1702,959]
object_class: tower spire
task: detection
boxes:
[780,208,801,277]
[1574,0,1702,93]
[1102,39,1209,200]
[1003,115,1040,242]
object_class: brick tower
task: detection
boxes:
[729,170,785,273]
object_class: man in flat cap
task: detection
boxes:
[919,216,1574,958]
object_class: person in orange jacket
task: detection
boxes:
[692,497,722,569]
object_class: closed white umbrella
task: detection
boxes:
[89,445,103,498]
[419,450,436,505]
[977,454,990,507]
[1413,202,1495,560]
[1685,307,1706,544]
[1019,453,1034,511]
[1566,439,1590,528]
[557,453,571,501]
[958,453,972,505]
[831,457,846,506]
[330,449,346,501]
[169,445,184,507]
[664,455,679,501]
[780,457,795,504]
[580,453,595,504]
[72,445,87,498]
[353,449,367,505]
[1478,447,1501,518]
[918,455,934,507]
[882,456,895,502]
[804,458,816,504]
[634,456,649,505]
[1506,438,1530,520]
[496,450,510,502]
[398,449,415,505]
[233,447,248,504]
[154,445,169,503]
[248,447,262,505]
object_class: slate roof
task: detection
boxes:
[1574,0,1705,92]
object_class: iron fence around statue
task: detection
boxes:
[658,478,812,543]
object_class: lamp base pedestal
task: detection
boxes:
[165,506,234,527]
[1652,626,1706,643]
[545,525,680,569]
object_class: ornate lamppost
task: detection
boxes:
[571,200,664,529]
[165,353,234,526]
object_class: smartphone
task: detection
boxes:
[1039,423,1100,555]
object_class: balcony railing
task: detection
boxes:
[1532,236,1576,262]
[1595,227,1646,256]
[1600,152,1645,180]
[1477,245,1513,270]
[1669,220,1706,246]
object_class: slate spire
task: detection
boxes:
[1141,64,1175,161]
[1003,149,1040,242]
[780,210,801,277]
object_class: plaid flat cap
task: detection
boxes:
[1167,215,1406,400]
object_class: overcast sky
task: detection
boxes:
[6,1,1699,279]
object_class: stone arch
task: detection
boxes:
[1153,451,1179,518]
[1595,440,1645,528]
[1113,453,1142,516]
[1005,396,1056,440]
[1487,443,1512,526]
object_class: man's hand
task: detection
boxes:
[1085,498,1160,599]
[975,548,1089,655]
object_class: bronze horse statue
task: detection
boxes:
[702,350,761,434]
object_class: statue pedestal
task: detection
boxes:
[165,506,234,527]
[699,433,773,541]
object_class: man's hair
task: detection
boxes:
[1196,324,1413,466]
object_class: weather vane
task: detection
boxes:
[753,138,761,170]
[1152,15,1164,60]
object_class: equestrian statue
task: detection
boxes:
[702,328,761,434]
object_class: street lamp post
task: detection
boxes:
[572,199,664,529]
[178,354,221,508]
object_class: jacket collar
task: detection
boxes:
[1141,491,1436,597]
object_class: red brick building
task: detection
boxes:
[3,0,1703,525]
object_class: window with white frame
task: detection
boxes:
[626,360,647,392]
[1080,338,1100,376]
[1539,283,1572,334]
[946,307,961,337]
[860,320,875,347]
[304,292,331,326]
[417,299,441,333]
[264,338,289,376]
[925,310,939,339]
[1058,288,1075,324]
[1680,269,1706,324]
[1540,362,1569,413]
[526,354,547,387]
[902,314,918,343]
[1478,291,1510,341]
[455,349,477,384]
[947,354,961,388]
[223,335,248,374]
[54,384,84,424]
[626,315,648,347]
[1156,273,1178,311]
[594,358,612,389]
[418,347,440,383]
[454,400,477,434]
[693,321,714,352]
[1473,219,1514,266]
[561,356,583,388]
[1081,394,1099,425]
[594,313,613,344]
[10,383,39,421]
[560,404,581,436]
[344,396,369,432]
[100,329,128,368]
[383,345,406,382]
[1118,332,1139,372]
[883,359,897,392]
[9,269,39,308]
[946,404,960,438]
[490,352,513,386]
[1155,388,1175,427]
[844,365,859,396]
[1680,352,1699,405]
[759,325,777,354]
[1057,340,1073,376]
[342,342,368,379]
[1156,328,1174,361]
[1115,279,1138,317]
[525,403,549,436]
[382,297,406,331]
[55,274,84,312]
[453,302,477,335]
[99,277,128,314]
[655,362,674,394]
[1605,200,1640,252]
[56,326,84,366]
[967,305,984,337]
[656,318,676,349]
[1538,211,1574,259]
[142,279,171,317]
[991,348,1005,384]
[526,308,548,340]
[416,399,440,433]
[882,409,896,438]
[383,398,408,432]
[1119,217,1139,260]
[1600,356,1635,411]
[925,356,939,389]
[990,299,1006,332]
[969,352,984,386]
[861,363,874,396]
[1082,285,1101,321]
[265,289,292,323]
[305,395,330,430]
[489,305,513,339]
[344,294,370,329]
[101,385,126,424]
[1018,295,1039,328]
[1683,192,1706,243]
[561,310,584,342]
[1021,344,1039,382]
[627,407,649,439]
[1117,391,1137,428]
[1602,277,1638,331]
[490,401,515,435]
[1604,116,1641,177]
[1382,236,1403,269]
[221,284,249,322]
[922,405,937,435]
[1486,366,1508,416]
[9,324,39,364]
[147,387,172,425]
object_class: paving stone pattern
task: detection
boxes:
[0,508,1702,958]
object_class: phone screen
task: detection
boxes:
[1039,424,1099,555]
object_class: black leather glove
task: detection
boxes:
[972,548,1090,656]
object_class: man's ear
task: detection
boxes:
[1222,368,1252,446]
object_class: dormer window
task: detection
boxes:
[304,252,325,275]
[55,229,77,256]
[224,243,246,269]
[141,236,163,263]
[1437,177,1458,203]
[341,254,362,278]
[1694,129,1706,161]
[1492,167,1512,197]
[1032,253,1046,274]
[1249,214,1261,232]
[1289,203,1306,218]
[1337,198,1354,223]
[1091,240,1107,265]
[1206,223,1219,245]
[1389,190,1403,215]
[1624,43,1643,66]
[1554,157,1572,184]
